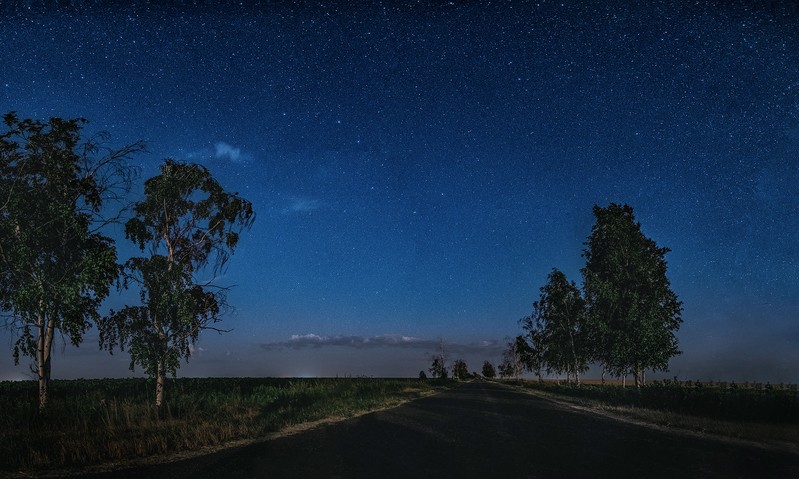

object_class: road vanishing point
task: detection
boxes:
[79,380,798,478]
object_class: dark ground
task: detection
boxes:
[75,381,799,478]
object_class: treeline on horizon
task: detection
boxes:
[0,113,254,411]
[429,203,684,389]
[509,203,682,388]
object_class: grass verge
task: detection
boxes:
[504,380,799,453]
[0,377,444,475]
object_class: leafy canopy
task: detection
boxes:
[481,360,496,379]
[452,359,468,380]
[530,268,588,380]
[100,159,254,379]
[0,112,138,367]
[582,203,682,378]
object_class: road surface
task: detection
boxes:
[79,381,798,478]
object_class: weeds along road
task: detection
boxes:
[80,380,799,479]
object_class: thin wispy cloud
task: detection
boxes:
[215,142,245,162]
[188,344,206,355]
[284,197,326,214]
[260,334,504,355]
[182,142,250,164]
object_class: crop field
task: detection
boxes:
[0,377,439,473]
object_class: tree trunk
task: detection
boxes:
[567,324,580,387]
[601,369,606,385]
[43,315,54,389]
[35,307,56,412]
[153,308,167,411]
[36,313,47,412]
[155,359,166,409]
[622,375,626,388]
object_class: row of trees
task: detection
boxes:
[426,356,499,380]
[0,113,254,410]
[427,205,681,387]
[512,204,682,387]
[426,337,497,380]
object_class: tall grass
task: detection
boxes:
[0,377,438,472]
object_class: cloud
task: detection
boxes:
[283,333,425,349]
[188,344,206,355]
[260,333,505,356]
[284,197,325,214]
[214,142,244,162]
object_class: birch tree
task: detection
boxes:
[481,360,496,379]
[531,268,588,385]
[428,339,448,379]
[429,356,447,379]
[0,113,141,410]
[581,203,682,387]
[99,159,253,408]
[499,336,525,380]
[452,358,468,380]
[518,318,546,382]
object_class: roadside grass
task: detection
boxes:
[0,377,443,473]
[505,380,799,449]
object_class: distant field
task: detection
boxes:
[0,377,440,474]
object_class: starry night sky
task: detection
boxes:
[1,1,797,381]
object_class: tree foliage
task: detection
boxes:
[581,203,682,387]
[481,360,496,379]
[452,358,468,380]
[527,268,588,384]
[99,159,253,407]
[498,359,513,379]
[429,355,447,379]
[0,112,141,410]
[518,318,546,382]
[498,336,525,379]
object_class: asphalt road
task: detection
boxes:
[79,381,799,478]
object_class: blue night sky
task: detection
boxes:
[1,1,797,382]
